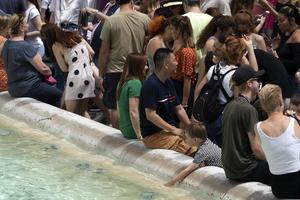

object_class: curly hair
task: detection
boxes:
[218,35,247,65]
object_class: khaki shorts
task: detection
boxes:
[143,130,197,156]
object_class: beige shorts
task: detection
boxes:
[143,130,197,156]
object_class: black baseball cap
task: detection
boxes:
[232,65,265,86]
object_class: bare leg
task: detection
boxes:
[94,93,110,123]
[110,109,119,128]
[65,98,89,117]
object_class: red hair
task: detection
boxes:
[148,16,167,38]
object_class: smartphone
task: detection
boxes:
[262,10,270,17]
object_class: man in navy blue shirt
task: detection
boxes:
[140,48,197,156]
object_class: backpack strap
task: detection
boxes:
[219,68,236,101]
[212,63,221,79]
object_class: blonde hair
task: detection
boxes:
[0,15,14,31]
[259,84,282,114]
[8,14,25,35]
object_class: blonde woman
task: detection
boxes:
[2,15,62,106]
[257,84,300,198]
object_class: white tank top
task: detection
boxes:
[256,117,300,175]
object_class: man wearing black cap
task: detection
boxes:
[222,65,271,185]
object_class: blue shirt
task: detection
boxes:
[139,73,180,137]
[2,40,41,97]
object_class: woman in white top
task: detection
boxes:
[256,84,300,199]
[25,0,45,57]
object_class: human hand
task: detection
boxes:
[171,127,184,137]
[258,16,266,25]
[97,77,105,92]
[164,180,176,187]
[241,34,253,47]
[81,22,94,31]
[81,7,95,15]
[271,36,280,50]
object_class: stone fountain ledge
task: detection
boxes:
[0,92,276,200]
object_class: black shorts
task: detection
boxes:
[103,72,122,109]
[271,170,300,199]
[233,160,272,185]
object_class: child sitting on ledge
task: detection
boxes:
[165,122,222,186]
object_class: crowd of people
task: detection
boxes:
[0,0,300,198]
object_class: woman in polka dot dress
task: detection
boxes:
[51,23,98,117]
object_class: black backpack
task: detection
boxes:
[193,64,236,123]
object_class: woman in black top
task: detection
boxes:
[276,5,300,92]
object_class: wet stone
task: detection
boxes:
[43,144,58,151]
[140,192,158,200]
[0,129,14,136]
[76,163,90,170]
[93,168,104,174]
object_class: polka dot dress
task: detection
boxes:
[63,41,95,101]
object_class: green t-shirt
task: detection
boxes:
[118,79,142,139]
[221,97,259,179]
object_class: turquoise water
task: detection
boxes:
[0,115,196,200]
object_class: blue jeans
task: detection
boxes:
[26,82,62,108]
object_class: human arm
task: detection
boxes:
[30,54,52,76]
[251,126,266,161]
[254,16,266,33]
[175,104,191,128]
[26,9,43,39]
[182,75,191,106]
[81,7,109,21]
[82,38,95,56]
[98,41,110,91]
[98,19,111,91]
[258,0,278,18]
[129,98,142,139]
[241,35,258,71]
[194,75,208,103]
[52,43,68,72]
[145,108,184,137]
[203,39,215,55]
[165,162,204,186]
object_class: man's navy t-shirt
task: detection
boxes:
[139,73,180,137]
